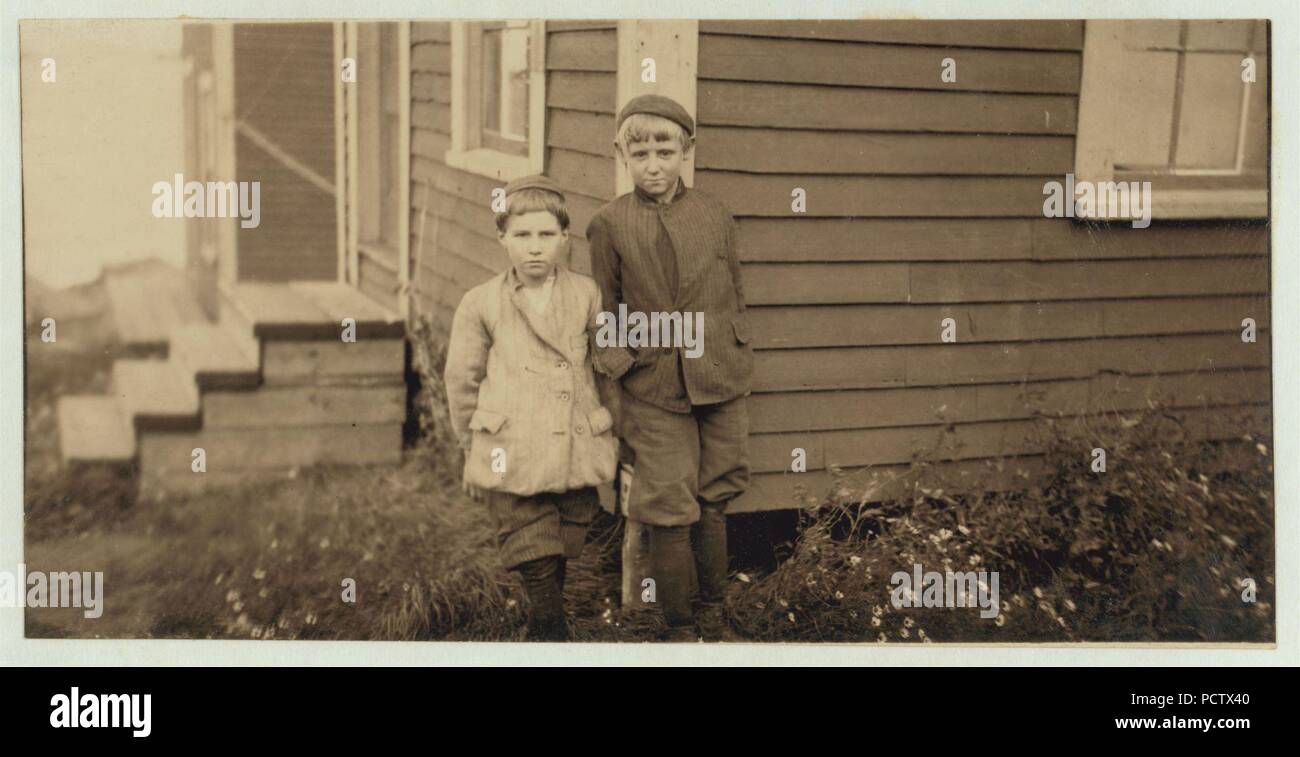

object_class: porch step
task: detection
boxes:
[111,359,201,432]
[169,322,260,390]
[221,281,404,341]
[104,259,207,355]
[56,396,135,463]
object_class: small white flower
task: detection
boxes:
[737,572,751,583]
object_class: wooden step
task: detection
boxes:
[111,359,201,432]
[221,281,404,341]
[104,259,207,355]
[289,281,405,339]
[56,396,135,463]
[168,322,260,390]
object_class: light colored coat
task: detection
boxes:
[444,265,617,496]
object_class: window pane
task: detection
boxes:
[481,29,501,134]
[501,26,529,141]
[1123,20,1182,50]
[357,22,401,255]
[1174,53,1245,170]
[1111,51,1179,170]
[1185,20,1254,51]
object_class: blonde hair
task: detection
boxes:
[494,188,570,233]
[616,113,691,152]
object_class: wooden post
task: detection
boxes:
[613,21,700,608]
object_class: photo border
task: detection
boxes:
[2,0,1295,666]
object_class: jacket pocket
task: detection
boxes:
[731,317,751,345]
[468,408,508,434]
[587,406,614,436]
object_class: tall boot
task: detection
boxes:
[518,555,567,641]
[692,500,734,641]
[649,524,697,640]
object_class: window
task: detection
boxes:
[1075,20,1268,218]
[447,20,546,180]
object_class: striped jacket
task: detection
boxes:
[587,182,753,412]
[443,265,618,496]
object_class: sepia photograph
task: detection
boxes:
[17,15,1275,646]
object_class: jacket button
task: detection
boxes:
[558,361,568,369]
[559,392,570,401]
[712,360,721,366]
[575,425,585,434]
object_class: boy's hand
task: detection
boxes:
[460,450,485,503]
[462,479,486,503]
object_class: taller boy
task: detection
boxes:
[587,94,753,640]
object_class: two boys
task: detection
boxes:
[445,94,753,641]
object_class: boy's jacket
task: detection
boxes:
[587,183,753,412]
[444,265,617,496]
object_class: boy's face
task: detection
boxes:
[619,133,693,203]
[499,210,568,285]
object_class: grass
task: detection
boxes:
[24,297,1275,643]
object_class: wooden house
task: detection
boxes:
[59,19,1271,512]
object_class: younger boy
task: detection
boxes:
[444,175,618,641]
[587,95,754,641]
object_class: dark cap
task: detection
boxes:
[617,94,695,137]
[504,174,565,201]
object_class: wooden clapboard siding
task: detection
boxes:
[697,172,1053,217]
[749,398,1268,474]
[544,24,617,251]
[748,300,1268,349]
[740,257,1267,306]
[696,129,1075,175]
[699,20,1086,51]
[753,332,1270,394]
[737,219,1269,262]
[698,80,1077,135]
[748,368,1268,435]
[546,71,618,113]
[697,21,1270,511]
[698,34,1082,94]
[408,20,617,339]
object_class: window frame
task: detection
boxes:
[341,21,412,314]
[446,20,546,181]
[1074,19,1268,220]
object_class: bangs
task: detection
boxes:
[617,113,690,149]
[495,188,570,232]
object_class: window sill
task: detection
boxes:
[443,147,539,182]
[1071,187,1268,222]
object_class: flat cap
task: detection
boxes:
[617,94,695,137]
[504,174,565,200]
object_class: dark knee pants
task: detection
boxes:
[620,393,750,527]
[621,393,749,627]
